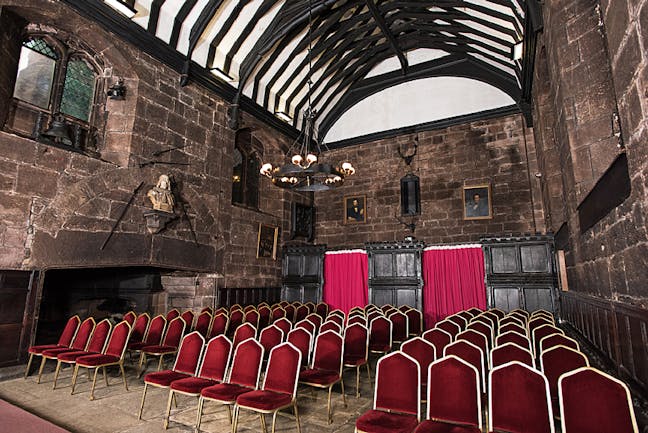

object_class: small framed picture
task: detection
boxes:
[344,195,366,224]
[290,203,315,241]
[257,223,279,259]
[463,184,492,220]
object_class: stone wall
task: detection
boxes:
[533,1,648,305]
[313,114,545,247]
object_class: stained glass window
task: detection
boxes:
[60,57,96,122]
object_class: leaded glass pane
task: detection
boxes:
[60,57,96,122]
[232,148,243,204]
[24,38,58,59]
[13,45,55,109]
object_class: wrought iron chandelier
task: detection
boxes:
[259,0,355,192]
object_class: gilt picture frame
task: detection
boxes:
[463,184,492,220]
[257,223,279,259]
[344,195,367,224]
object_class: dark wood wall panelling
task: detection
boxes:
[281,245,326,303]
[561,291,648,397]
[217,287,281,308]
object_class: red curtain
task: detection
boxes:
[323,250,368,314]
[422,245,487,328]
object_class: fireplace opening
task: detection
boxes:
[35,267,167,345]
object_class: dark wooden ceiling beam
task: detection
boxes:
[365,0,408,74]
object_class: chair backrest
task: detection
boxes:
[478,311,500,331]
[528,316,554,336]
[259,325,284,355]
[209,313,229,338]
[347,315,366,327]
[197,335,232,381]
[428,355,481,429]
[489,361,554,433]
[466,307,483,317]
[305,313,322,330]
[243,305,256,313]
[144,315,167,345]
[405,308,423,336]
[283,304,295,322]
[540,345,589,412]
[71,317,96,350]
[422,328,452,355]
[539,333,579,355]
[374,351,420,420]
[162,317,187,348]
[366,310,383,323]
[320,321,342,335]
[123,311,137,325]
[369,316,392,351]
[244,309,259,327]
[500,315,526,328]
[104,321,132,359]
[401,337,436,389]
[315,302,329,318]
[496,330,531,351]
[273,317,292,336]
[491,342,534,369]
[343,324,368,362]
[130,313,150,344]
[166,309,180,322]
[388,310,409,342]
[466,321,493,346]
[232,323,257,348]
[488,308,506,319]
[295,305,309,322]
[500,322,528,337]
[200,306,213,314]
[58,315,81,347]
[214,307,228,316]
[510,308,530,318]
[436,319,461,339]
[444,340,485,389]
[257,305,271,328]
[227,338,264,388]
[559,367,638,433]
[262,343,302,397]
[86,319,112,353]
[457,330,489,366]
[230,304,243,313]
[172,331,206,375]
[532,324,564,356]
[229,309,244,333]
[180,310,195,330]
[287,327,313,366]
[195,311,212,337]
[446,314,467,331]
[329,309,345,319]
[311,331,343,374]
[531,310,554,320]
[381,304,396,314]
[295,319,316,335]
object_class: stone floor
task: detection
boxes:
[0,361,374,433]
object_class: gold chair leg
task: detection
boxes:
[271,410,279,433]
[71,365,80,395]
[164,390,174,429]
[366,362,371,382]
[259,413,267,433]
[24,353,34,379]
[89,367,99,400]
[294,402,301,433]
[137,352,145,377]
[226,404,232,424]
[119,363,128,391]
[341,379,347,408]
[356,365,361,398]
[172,391,177,408]
[138,383,148,420]
[37,356,47,384]
[157,355,164,371]
[232,405,239,433]
[327,385,333,424]
[53,360,62,390]
[102,367,109,387]
[195,397,205,432]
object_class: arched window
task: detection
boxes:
[5,32,102,153]
[232,129,261,209]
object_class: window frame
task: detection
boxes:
[231,128,262,210]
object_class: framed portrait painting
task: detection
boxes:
[257,223,279,259]
[344,195,366,224]
[463,184,492,220]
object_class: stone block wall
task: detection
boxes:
[313,114,545,247]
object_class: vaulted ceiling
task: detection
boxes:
[66,0,542,145]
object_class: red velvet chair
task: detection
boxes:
[540,345,589,414]
[214,306,228,316]
[539,333,579,356]
[24,315,80,379]
[510,308,530,318]
[499,322,528,337]
[271,305,287,323]
[243,305,256,313]
[489,361,554,433]
[166,308,180,322]
[230,304,243,313]
[273,317,292,337]
[316,302,329,318]
[532,324,564,357]
[295,319,316,335]
[326,313,345,328]
[465,307,482,317]
[299,331,347,423]
[283,304,295,322]
[455,311,474,323]
[138,331,206,419]
[258,304,271,329]
[72,321,132,400]
[164,335,232,429]
[287,327,313,367]
[401,337,436,399]
[232,323,257,349]
[508,310,529,324]
[413,355,482,433]
[52,318,112,390]
[279,301,290,307]
[559,367,638,433]
[381,304,396,315]
[364,304,379,314]
[422,328,452,356]
[138,316,186,376]
[195,338,264,431]
[127,313,151,348]
[490,342,534,369]
[329,308,346,319]
[123,311,137,325]
[349,306,364,316]
[444,340,485,391]
[209,313,229,338]
[181,310,195,331]
[306,312,323,332]
[355,351,420,433]
[528,316,554,337]
[348,315,367,326]
[244,309,260,329]
[259,325,285,357]
[295,304,309,323]
[369,316,392,356]
[446,314,467,331]
[435,319,461,340]
[488,308,506,320]
[200,306,213,314]
[496,330,531,351]
[233,343,302,433]
[405,308,423,336]
[456,330,489,368]
[305,301,316,313]
[343,323,369,398]
[38,317,95,384]
[531,309,554,320]
[228,309,244,337]
[477,311,499,333]
[128,314,166,360]
[320,320,342,335]
[468,316,494,343]
[500,315,526,328]
[194,310,212,338]
[388,310,409,345]
[367,310,383,323]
